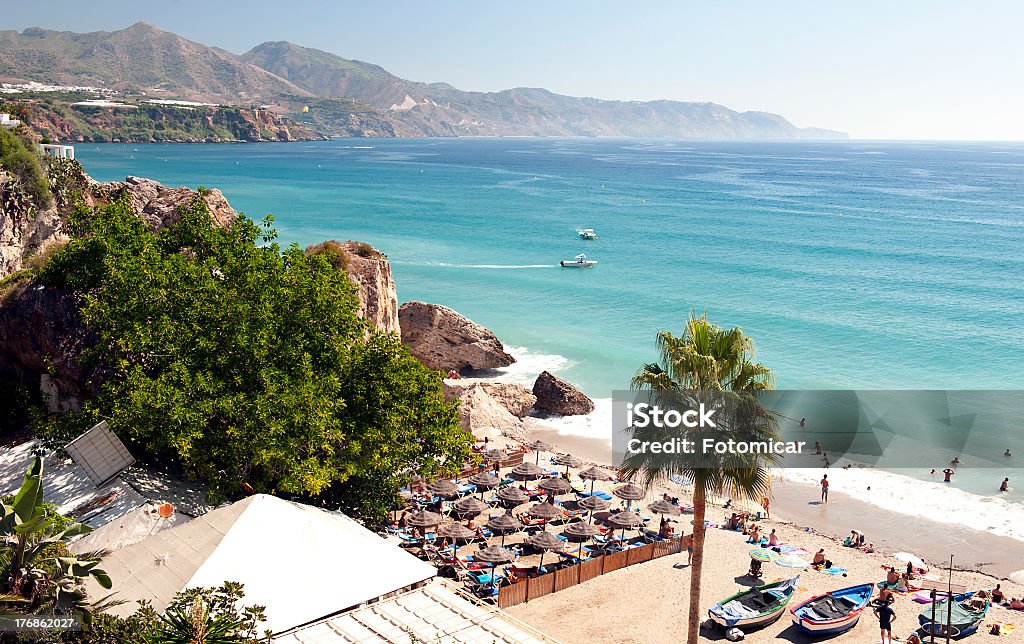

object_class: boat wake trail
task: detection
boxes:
[430,262,556,269]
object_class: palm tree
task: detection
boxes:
[0,455,116,625]
[624,312,778,644]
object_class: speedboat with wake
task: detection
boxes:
[577,228,598,240]
[560,253,597,268]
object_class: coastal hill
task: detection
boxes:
[0,22,846,140]
[243,40,846,139]
[0,22,311,105]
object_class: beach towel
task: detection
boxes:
[822,567,847,576]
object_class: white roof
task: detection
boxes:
[273,581,558,643]
[97,494,436,634]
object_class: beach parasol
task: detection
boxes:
[892,552,928,572]
[437,522,476,557]
[551,453,583,474]
[526,439,553,464]
[578,495,610,524]
[510,461,546,481]
[467,472,500,499]
[538,476,572,497]
[578,465,615,497]
[453,496,488,517]
[483,449,508,463]
[486,511,522,548]
[496,486,529,506]
[473,544,516,591]
[750,547,779,562]
[406,509,443,549]
[427,479,460,499]
[613,482,645,509]
[649,500,682,517]
[526,501,563,522]
[526,530,564,573]
[562,520,601,560]
[604,509,645,541]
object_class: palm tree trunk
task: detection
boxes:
[687,487,707,644]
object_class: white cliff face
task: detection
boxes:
[398,301,515,372]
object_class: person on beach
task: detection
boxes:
[761,496,770,518]
[814,441,822,454]
[992,584,1004,604]
[905,560,914,578]
[876,586,894,605]
[896,572,910,592]
[930,469,936,476]
[800,417,806,427]
[886,566,899,585]
[813,548,826,567]
[768,528,779,546]
[942,468,955,482]
[820,474,829,503]
[873,601,896,644]
[1009,597,1024,610]
[1000,477,1009,492]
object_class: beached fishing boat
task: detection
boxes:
[577,228,598,240]
[917,592,989,639]
[560,253,597,268]
[708,577,799,631]
[790,583,874,636]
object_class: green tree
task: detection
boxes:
[148,583,269,644]
[38,197,469,518]
[0,126,51,211]
[0,455,116,627]
[624,313,778,644]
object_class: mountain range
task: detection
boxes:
[0,22,845,140]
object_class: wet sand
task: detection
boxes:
[769,479,1024,578]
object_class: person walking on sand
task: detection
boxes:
[873,601,896,644]
[761,495,770,518]
[820,474,829,503]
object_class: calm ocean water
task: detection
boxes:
[77,139,1024,527]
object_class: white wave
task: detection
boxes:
[525,398,615,442]
[775,467,1024,543]
[459,345,572,387]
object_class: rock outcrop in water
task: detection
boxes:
[398,301,515,372]
[305,240,398,334]
[532,370,595,416]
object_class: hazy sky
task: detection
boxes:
[5,1,1023,140]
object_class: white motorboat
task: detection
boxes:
[560,253,597,268]
[577,228,598,240]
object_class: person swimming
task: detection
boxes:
[950,456,961,465]
[1000,477,1009,492]
[1006,449,1013,457]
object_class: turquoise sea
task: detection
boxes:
[76,139,1024,528]
[77,138,1024,395]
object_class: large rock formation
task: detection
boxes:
[398,301,514,372]
[102,176,238,231]
[442,381,536,419]
[306,240,398,334]
[532,370,595,416]
[0,172,238,281]
[449,384,526,441]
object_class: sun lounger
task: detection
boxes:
[578,490,613,500]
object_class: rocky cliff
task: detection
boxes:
[305,240,398,334]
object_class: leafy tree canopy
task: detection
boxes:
[38,197,470,517]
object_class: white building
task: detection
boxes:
[0,113,21,129]
[38,143,75,160]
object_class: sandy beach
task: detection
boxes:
[505,426,1024,643]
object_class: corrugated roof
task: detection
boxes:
[273,582,559,644]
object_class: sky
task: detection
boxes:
[4,1,1024,140]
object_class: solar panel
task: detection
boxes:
[64,421,136,485]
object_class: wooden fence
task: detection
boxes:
[497,535,690,609]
